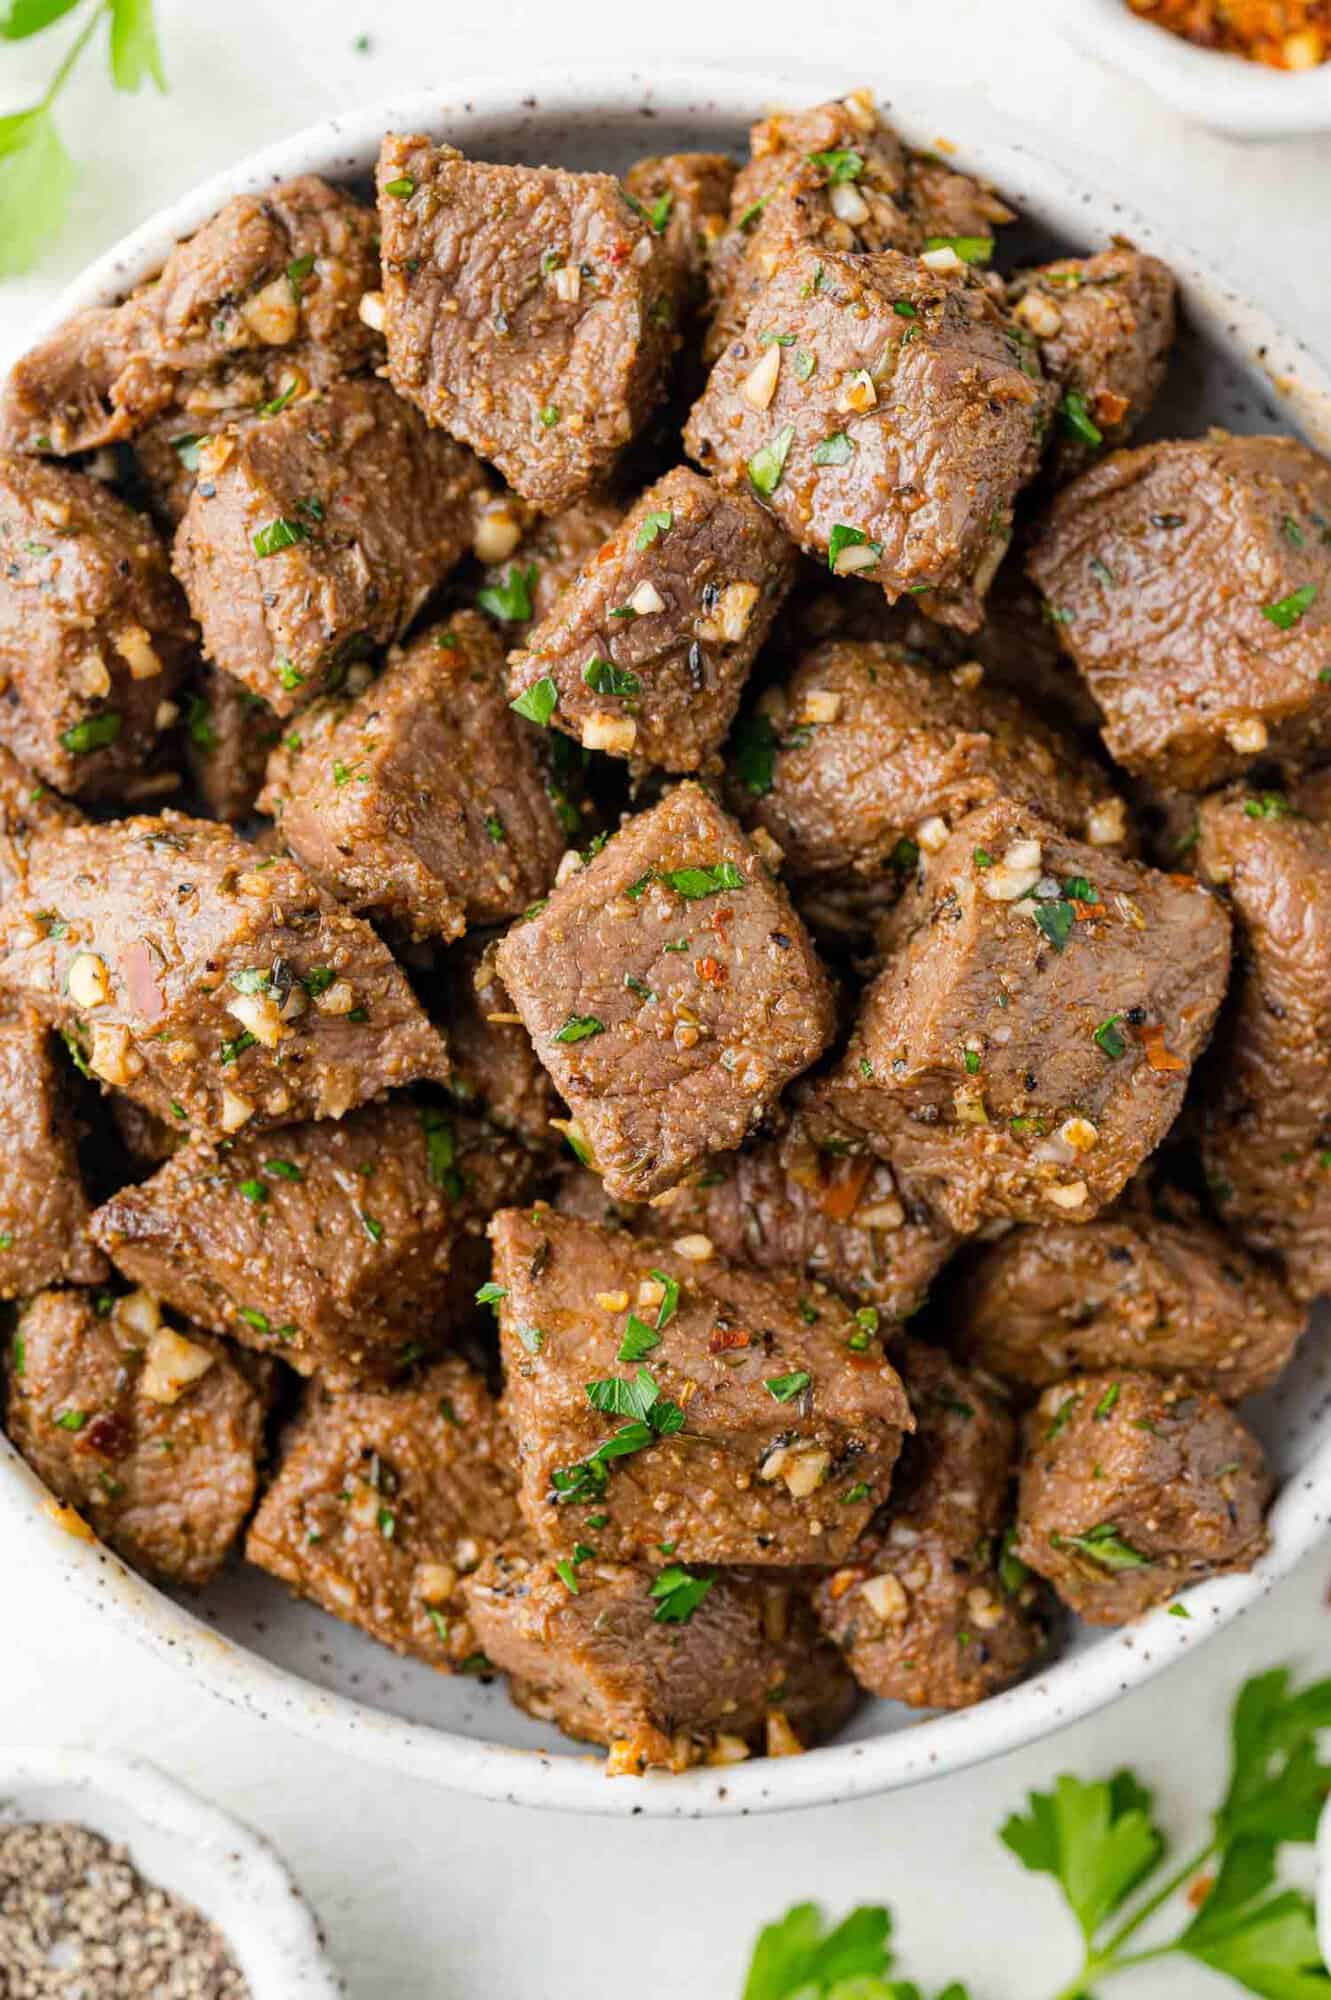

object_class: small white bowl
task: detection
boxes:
[0,1750,342,1998]
[1059,0,1331,138]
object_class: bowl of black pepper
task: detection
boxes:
[0,1750,341,2000]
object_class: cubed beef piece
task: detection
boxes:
[0,814,449,1137]
[492,1207,912,1567]
[901,151,1016,246]
[464,1544,855,1771]
[432,934,560,1151]
[5,1287,269,1585]
[495,783,835,1201]
[0,454,193,801]
[1015,1370,1269,1624]
[686,245,1051,633]
[956,1182,1304,1401]
[624,152,736,308]
[556,1124,956,1325]
[173,379,487,716]
[0,745,80,904]
[1196,782,1331,1300]
[257,614,565,942]
[813,1338,1045,1709]
[476,492,624,649]
[376,136,676,511]
[0,1011,106,1299]
[90,1104,532,1388]
[0,177,382,456]
[1027,435,1331,790]
[246,1357,519,1670]
[732,639,1128,933]
[812,798,1231,1233]
[1010,248,1176,482]
[509,467,796,772]
[182,666,282,822]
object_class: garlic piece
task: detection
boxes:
[139,1327,216,1405]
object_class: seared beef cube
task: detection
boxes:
[624,152,736,307]
[814,1338,1045,1709]
[0,814,448,1137]
[813,798,1231,1233]
[247,1358,519,1670]
[686,245,1051,633]
[477,492,623,649]
[956,1184,1304,1401]
[0,455,192,801]
[91,1104,531,1388]
[258,614,565,942]
[5,1287,269,1585]
[557,1126,956,1325]
[1010,247,1176,482]
[492,1208,912,1566]
[1015,1370,1269,1624]
[0,1012,106,1298]
[433,934,560,1152]
[376,136,676,511]
[509,468,796,771]
[901,151,1016,246]
[1027,435,1331,791]
[0,744,80,904]
[174,379,486,716]
[1,177,382,456]
[183,666,281,822]
[464,1545,855,1771]
[495,784,835,1200]
[734,639,1128,932]
[1197,782,1331,1300]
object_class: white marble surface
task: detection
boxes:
[1,4,1329,1993]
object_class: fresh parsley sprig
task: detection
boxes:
[0,0,165,279]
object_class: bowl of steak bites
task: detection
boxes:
[1,68,1329,1818]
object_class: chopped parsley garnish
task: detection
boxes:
[732,710,778,796]
[54,1408,88,1432]
[59,712,122,755]
[812,431,854,466]
[477,563,536,623]
[651,1270,680,1327]
[807,147,863,183]
[476,1281,508,1307]
[218,1031,256,1065]
[420,1108,464,1199]
[765,1369,811,1403]
[1033,899,1075,952]
[1094,1015,1126,1058]
[748,423,795,498]
[617,1315,661,1363]
[963,1048,981,1076]
[924,233,993,263]
[383,175,415,198]
[253,517,310,558]
[650,1565,715,1624]
[1243,791,1293,820]
[359,1211,384,1244]
[663,860,744,900]
[552,1371,684,1502]
[827,523,882,572]
[1093,1383,1121,1420]
[540,404,561,428]
[893,299,918,319]
[635,508,673,550]
[510,676,559,726]
[237,1178,268,1205]
[553,1014,606,1044]
[1060,391,1103,448]
[554,1557,580,1594]
[1053,1523,1151,1571]
[841,1482,871,1504]
[1261,582,1317,630]
[583,656,640,697]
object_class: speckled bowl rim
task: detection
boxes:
[4,62,1331,1817]
[1057,0,1331,140]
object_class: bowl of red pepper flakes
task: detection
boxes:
[1062,0,1331,135]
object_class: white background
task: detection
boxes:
[1,4,1329,1995]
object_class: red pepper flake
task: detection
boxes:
[82,1412,130,1458]
[708,1323,751,1354]
[1141,1023,1186,1073]
[1072,897,1107,921]
[694,955,727,987]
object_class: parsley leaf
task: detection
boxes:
[510,677,559,726]
[663,861,744,899]
[742,1902,893,2000]
[748,424,795,498]
[1001,1771,1164,1942]
[649,1565,715,1625]
[109,0,166,92]
[732,710,778,796]
[0,105,75,280]
[583,656,640,697]
[477,563,536,623]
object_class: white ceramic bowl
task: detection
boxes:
[1059,0,1331,138]
[0,1749,341,1996]
[4,64,1331,1819]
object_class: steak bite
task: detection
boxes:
[0,454,193,801]
[432,934,560,1151]
[258,614,565,943]
[732,639,1128,932]
[1015,1370,1269,1624]
[90,1104,532,1388]
[508,467,797,772]
[5,1287,269,1586]
[1196,783,1331,1300]
[0,745,80,904]
[464,1545,856,1772]
[686,245,1051,633]
[813,1338,1045,1710]
[182,666,281,823]
[956,1185,1304,1402]
[173,378,486,716]
[491,1207,913,1567]
[0,1011,107,1299]
[623,151,736,306]
[477,492,623,648]
[556,1126,956,1326]
[811,798,1232,1234]
[376,135,677,511]
[0,176,382,457]
[1026,435,1331,791]
[0,814,449,1138]
[246,1358,520,1671]
[1009,247,1176,482]
[495,783,836,1201]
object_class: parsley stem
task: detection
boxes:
[1092,1836,1217,1963]
[42,1,108,110]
